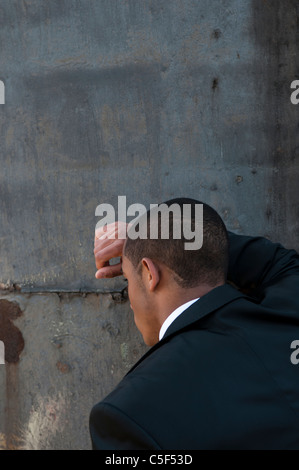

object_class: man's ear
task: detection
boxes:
[141,257,160,292]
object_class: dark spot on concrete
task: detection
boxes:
[111,292,123,303]
[111,286,128,303]
[101,321,120,338]
[52,338,63,349]
[210,183,218,191]
[292,146,299,162]
[235,175,243,184]
[56,361,70,374]
[237,52,240,59]
[251,168,257,175]
[266,206,272,219]
[0,300,24,363]
[212,29,222,39]
[212,78,219,91]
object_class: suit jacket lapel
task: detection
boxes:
[125,284,246,376]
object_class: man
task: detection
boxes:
[90,198,299,450]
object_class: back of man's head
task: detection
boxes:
[124,198,229,289]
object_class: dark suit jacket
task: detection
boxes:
[90,232,299,450]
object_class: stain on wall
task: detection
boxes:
[0,300,24,363]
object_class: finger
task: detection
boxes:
[94,234,119,252]
[95,226,116,243]
[94,259,110,270]
[95,223,109,240]
[94,241,125,269]
[95,263,123,279]
[94,239,125,259]
[95,222,128,242]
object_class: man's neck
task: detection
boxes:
[159,297,200,341]
[157,282,223,331]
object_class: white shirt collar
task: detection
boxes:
[159,298,200,341]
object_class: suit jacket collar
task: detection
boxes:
[126,283,246,376]
[163,283,244,339]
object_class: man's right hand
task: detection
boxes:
[94,222,128,279]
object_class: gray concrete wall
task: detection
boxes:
[0,0,298,449]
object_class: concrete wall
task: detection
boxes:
[0,0,298,449]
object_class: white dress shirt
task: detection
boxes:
[159,298,200,341]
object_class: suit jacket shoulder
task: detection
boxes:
[91,306,299,449]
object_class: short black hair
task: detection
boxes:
[124,198,229,288]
